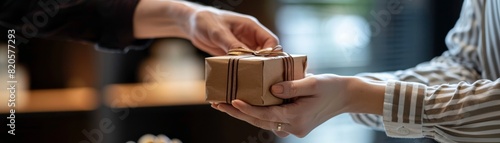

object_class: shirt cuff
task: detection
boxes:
[383,80,426,138]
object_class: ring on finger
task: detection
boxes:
[276,122,284,131]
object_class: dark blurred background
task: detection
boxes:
[0,0,463,143]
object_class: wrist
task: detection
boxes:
[133,0,196,39]
[344,77,385,115]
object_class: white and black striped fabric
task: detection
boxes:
[350,0,500,142]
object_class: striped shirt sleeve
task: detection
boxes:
[384,78,500,142]
[351,0,500,142]
[348,57,482,132]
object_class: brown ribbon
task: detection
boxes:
[225,45,294,104]
[227,45,286,57]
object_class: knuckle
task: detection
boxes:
[210,28,224,38]
[195,10,213,18]
[306,77,320,93]
[289,82,298,96]
[193,11,210,23]
[209,29,229,46]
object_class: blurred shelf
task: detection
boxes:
[0,87,98,113]
[105,80,207,108]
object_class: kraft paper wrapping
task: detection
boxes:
[205,55,307,106]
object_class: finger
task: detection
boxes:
[217,104,284,131]
[271,76,318,99]
[210,102,220,110]
[231,100,289,123]
[210,27,249,51]
[253,24,279,50]
[245,19,279,50]
[272,130,290,138]
[227,14,278,50]
[192,39,226,56]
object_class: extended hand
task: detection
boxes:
[187,7,279,55]
[134,0,279,55]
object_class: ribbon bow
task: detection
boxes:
[227,45,285,57]
[222,45,294,104]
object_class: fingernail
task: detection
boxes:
[211,101,220,107]
[231,100,243,109]
[272,84,284,94]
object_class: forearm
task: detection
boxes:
[133,0,196,39]
[344,77,385,116]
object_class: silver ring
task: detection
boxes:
[276,123,283,131]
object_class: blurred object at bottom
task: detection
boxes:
[126,134,182,143]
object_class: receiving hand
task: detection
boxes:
[212,74,384,137]
[212,75,365,137]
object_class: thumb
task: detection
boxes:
[271,77,318,99]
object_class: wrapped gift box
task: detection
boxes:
[205,55,307,106]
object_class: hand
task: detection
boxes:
[134,0,279,55]
[212,74,352,138]
[186,7,279,55]
[211,75,385,138]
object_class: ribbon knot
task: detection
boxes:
[228,45,285,57]
[223,45,294,104]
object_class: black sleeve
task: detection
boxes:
[0,0,151,53]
